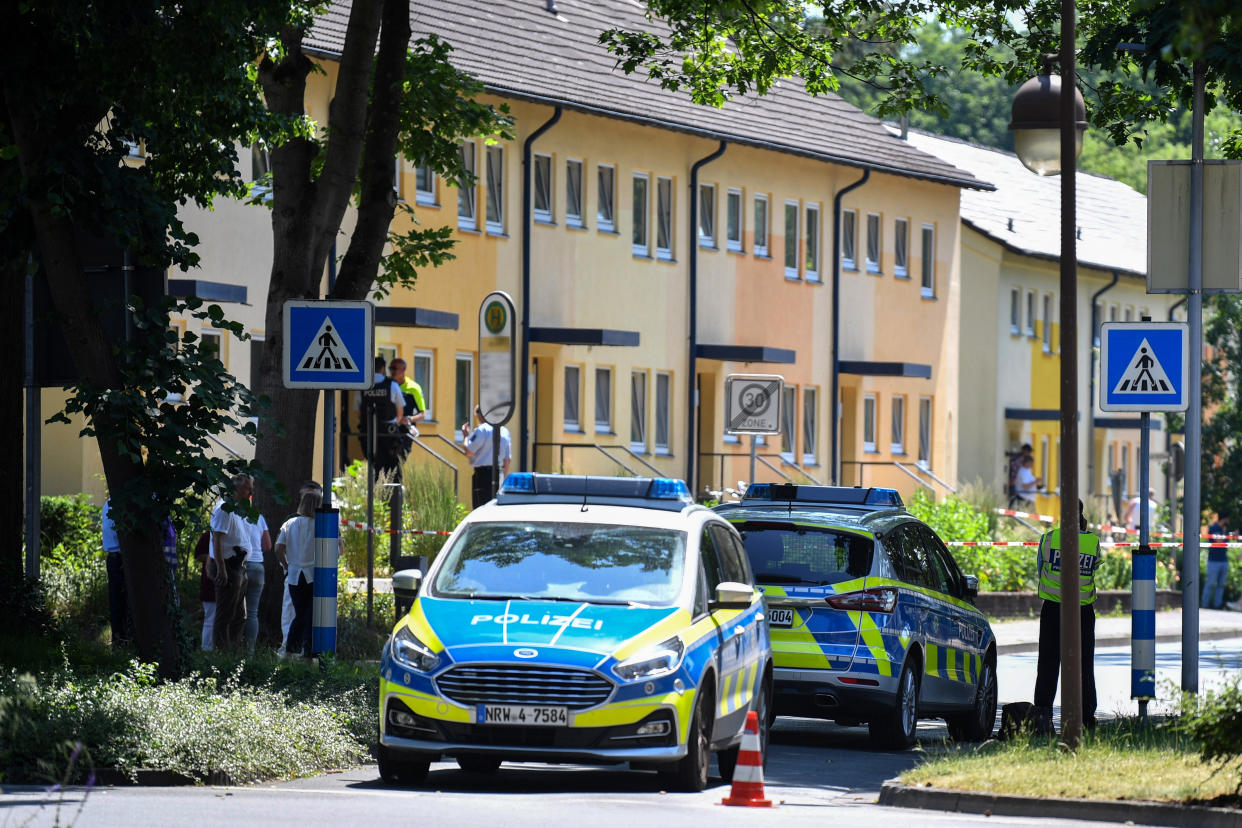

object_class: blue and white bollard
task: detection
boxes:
[312,507,340,656]
[1131,546,1157,704]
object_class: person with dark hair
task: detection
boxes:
[389,357,425,461]
[1008,443,1034,507]
[461,405,511,508]
[1033,499,1102,729]
[210,474,253,650]
[358,355,407,476]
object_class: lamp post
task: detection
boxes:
[1009,10,1088,746]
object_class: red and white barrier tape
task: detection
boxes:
[992,509,1237,541]
[339,518,452,536]
[949,540,1242,549]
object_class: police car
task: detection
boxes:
[715,484,997,748]
[378,473,773,791]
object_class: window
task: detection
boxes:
[1043,293,1053,352]
[891,395,905,454]
[631,371,647,449]
[1040,435,1050,489]
[566,159,584,227]
[597,164,615,232]
[1106,444,1116,490]
[806,203,821,282]
[866,212,881,274]
[1123,306,1133,322]
[920,223,935,297]
[698,183,716,247]
[1120,443,1130,496]
[784,200,800,278]
[841,209,857,270]
[894,218,909,277]
[802,387,818,464]
[863,394,877,453]
[1109,304,1118,322]
[632,173,650,256]
[595,367,612,433]
[394,154,403,200]
[780,385,796,459]
[485,144,504,234]
[1010,288,1021,334]
[564,365,581,430]
[656,176,674,259]
[1093,301,1103,346]
[201,331,222,364]
[457,141,477,230]
[415,163,436,206]
[414,350,434,420]
[1025,290,1037,337]
[726,188,743,252]
[753,194,769,257]
[655,372,671,453]
[250,143,271,200]
[533,152,553,222]
[454,354,474,442]
[918,397,932,466]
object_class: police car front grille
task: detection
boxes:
[436,665,613,710]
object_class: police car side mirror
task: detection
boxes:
[392,569,423,600]
[711,581,754,610]
[963,574,980,600]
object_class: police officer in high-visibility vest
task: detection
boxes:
[1033,499,1102,728]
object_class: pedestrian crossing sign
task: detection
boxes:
[283,300,373,390]
[1100,322,1189,412]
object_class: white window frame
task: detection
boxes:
[394,153,403,201]
[894,217,909,278]
[784,199,800,279]
[865,212,882,274]
[632,172,650,257]
[457,141,477,231]
[1042,293,1054,353]
[413,350,434,421]
[533,152,553,223]
[454,353,474,443]
[802,387,818,465]
[564,364,581,431]
[753,194,770,257]
[656,175,674,260]
[806,203,821,282]
[415,163,437,206]
[918,396,932,468]
[1025,290,1037,337]
[630,370,647,451]
[726,187,743,252]
[597,164,616,232]
[863,393,877,454]
[655,372,671,454]
[698,183,716,248]
[920,223,936,297]
[1010,287,1022,335]
[566,158,585,228]
[595,366,613,434]
[780,385,796,461]
[485,144,505,235]
[891,395,905,455]
[841,209,857,271]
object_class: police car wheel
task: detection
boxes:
[456,756,502,774]
[868,656,920,750]
[947,656,998,742]
[661,689,712,792]
[377,744,430,786]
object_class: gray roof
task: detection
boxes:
[898,128,1147,277]
[306,0,989,191]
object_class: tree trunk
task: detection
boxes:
[2,256,25,589]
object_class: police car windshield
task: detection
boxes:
[735,521,873,586]
[431,522,687,606]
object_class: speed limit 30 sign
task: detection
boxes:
[725,374,784,435]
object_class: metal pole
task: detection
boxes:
[1058,0,1083,746]
[1133,410,1155,717]
[491,426,501,500]
[311,506,340,657]
[366,408,376,627]
[749,435,757,488]
[323,390,335,508]
[1182,61,1205,694]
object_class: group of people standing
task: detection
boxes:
[359,356,426,477]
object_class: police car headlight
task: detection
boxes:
[612,636,684,681]
[391,626,440,674]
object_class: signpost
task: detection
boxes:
[478,291,515,499]
[283,300,374,656]
[724,374,784,487]
[1101,320,1189,716]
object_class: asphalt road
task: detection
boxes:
[7,639,1237,828]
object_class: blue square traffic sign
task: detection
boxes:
[283,300,374,390]
[1100,322,1189,412]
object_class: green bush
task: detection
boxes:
[1179,674,1242,794]
[40,495,102,557]
[401,458,466,568]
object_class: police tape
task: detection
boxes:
[339,519,452,536]
[948,540,1242,548]
[992,508,1238,541]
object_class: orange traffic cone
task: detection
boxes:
[721,710,774,807]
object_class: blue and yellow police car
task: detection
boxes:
[715,484,997,748]
[378,473,773,791]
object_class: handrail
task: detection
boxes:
[908,461,958,494]
[423,431,467,456]
[891,461,935,492]
[532,441,642,476]
[207,432,244,459]
[600,444,663,476]
[778,456,825,486]
[755,453,797,484]
[592,444,640,476]
[410,438,459,496]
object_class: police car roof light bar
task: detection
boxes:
[742,483,904,510]
[497,473,694,510]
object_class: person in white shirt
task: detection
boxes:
[243,503,272,654]
[274,488,325,658]
[462,406,511,508]
[1014,456,1041,506]
[210,474,253,650]
[278,480,321,655]
[1124,488,1159,531]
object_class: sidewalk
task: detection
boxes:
[993,607,1242,654]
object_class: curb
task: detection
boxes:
[997,627,1242,655]
[878,780,1242,827]
[92,768,233,787]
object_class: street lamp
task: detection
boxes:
[1009,31,1088,747]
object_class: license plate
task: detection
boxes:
[477,705,570,726]
[768,607,795,627]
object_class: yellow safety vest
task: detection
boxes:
[1037,528,1100,605]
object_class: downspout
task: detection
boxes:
[830,168,870,485]
[687,140,727,495]
[1086,270,1119,495]
[519,106,562,472]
